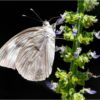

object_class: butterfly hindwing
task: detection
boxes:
[16,33,55,81]
[16,36,46,81]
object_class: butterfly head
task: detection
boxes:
[43,20,50,27]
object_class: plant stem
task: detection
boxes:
[69,0,85,88]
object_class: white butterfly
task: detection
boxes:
[0,20,56,81]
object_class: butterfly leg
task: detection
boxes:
[55,38,64,40]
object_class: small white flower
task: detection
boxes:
[73,28,77,33]
[92,75,100,78]
[46,81,58,90]
[61,13,68,18]
[95,31,100,39]
[57,13,68,24]
[60,46,65,53]
[98,31,100,34]
[55,46,66,53]
[83,88,97,94]
[72,28,77,36]
[88,72,100,78]
[94,19,98,23]
[96,2,99,6]
[88,51,100,59]
[76,47,81,54]
[55,26,65,35]
[78,15,81,19]
[89,51,96,56]
[55,46,60,51]
[59,26,65,31]
[65,55,68,58]
[51,81,58,89]
[74,47,81,58]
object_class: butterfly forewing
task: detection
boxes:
[0,26,55,81]
[0,27,41,69]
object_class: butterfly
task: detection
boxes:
[0,15,57,81]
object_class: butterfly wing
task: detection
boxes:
[0,27,55,81]
[0,27,41,69]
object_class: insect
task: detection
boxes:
[87,21,94,27]
[0,8,58,81]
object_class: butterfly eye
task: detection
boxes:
[44,24,47,26]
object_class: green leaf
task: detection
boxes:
[73,92,85,100]
[81,14,97,28]
[60,45,74,63]
[74,53,91,69]
[72,75,78,85]
[69,88,74,95]
[64,10,83,24]
[55,68,67,81]
[63,31,74,41]
[76,70,89,86]
[78,34,93,45]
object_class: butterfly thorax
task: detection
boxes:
[42,21,55,38]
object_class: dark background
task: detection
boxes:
[0,1,100,99]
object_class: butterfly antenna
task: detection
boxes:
[22,14,42,22]
[30,8,43,22]
[48,16,60,22]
